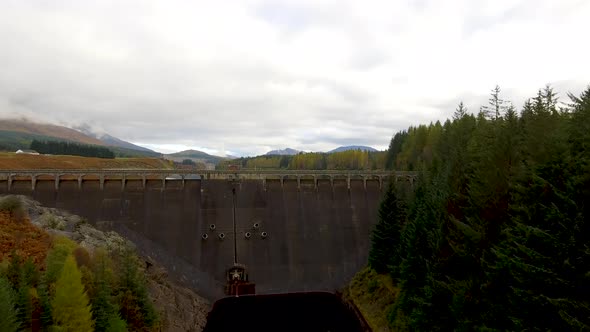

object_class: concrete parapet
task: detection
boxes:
[0,169,417,194]
[0,168,418,301]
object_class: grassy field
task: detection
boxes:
[0,153,173,170]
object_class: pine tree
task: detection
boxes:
[38,281,53,330]
[91,249,125,332]
[482,85,510,120]
[15,275,32,329]
[51,255,94,332]
[118,249,158,330]
[368,182,406,275]
[453,101,468,120]
[0,276,20,332]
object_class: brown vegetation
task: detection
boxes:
[0,211,51,266]
[0,153,171,169]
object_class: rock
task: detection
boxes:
[147,265,209,332]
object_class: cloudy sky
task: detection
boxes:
[1,0,589,156]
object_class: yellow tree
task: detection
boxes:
[51,255,94,332]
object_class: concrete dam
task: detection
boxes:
[0,169,415,300]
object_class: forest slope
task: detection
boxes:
[0,195,209,331]
[361,85,590,330]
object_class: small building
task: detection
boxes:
[15,149,40,155]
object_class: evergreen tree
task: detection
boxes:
[367,84,590,330]
[91,249,126,332]
[0,276,20,332]
[118,249,158,330]
[482,85,510,120]
[368,182,406,275]
[38,281,53,330]
[453,101,467,120]
[15,274,32,329]
[51,255,94,332]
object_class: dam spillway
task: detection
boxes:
[0,169,415,300]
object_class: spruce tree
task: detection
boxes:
[91,249,126,332]
[118,249,158,330]
[51,255,94,332]
[38,281,53,330]
[15,275,32,329]
[368,182,406,275]
[0,276,20,332]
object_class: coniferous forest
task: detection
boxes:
[368,85,590,330]
[30,140,116,159]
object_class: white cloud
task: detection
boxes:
[0,0,589,156]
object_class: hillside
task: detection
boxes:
[0,119,159,157]
[166,149,226,165]
[0,119,106,146]
[0,153,171,169]
[0,195,209,331]
[364,85,590,330]
[74,124,156,153]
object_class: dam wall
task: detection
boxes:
[0,170,413,300]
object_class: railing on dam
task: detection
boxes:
[0,169,417,191]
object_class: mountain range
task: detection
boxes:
[0,118,379,163]
[74,124,154,153]
[165,149,227,166]
[328,145,377,153]
[265,148,300,156]
[0,119,231,164]
[265,145,378,155]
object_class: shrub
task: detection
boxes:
[0,196,26,221]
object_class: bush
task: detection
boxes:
[0,196,26,221]
[39,214,66,230]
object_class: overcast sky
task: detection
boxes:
[1,0,589,156]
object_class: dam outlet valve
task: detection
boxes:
[209,224,216,231]
[244,232,252,239]
[218,232,226,240]
[201,234,209,240]
[260,231,268,239]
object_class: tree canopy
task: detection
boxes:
[369,84,590,330]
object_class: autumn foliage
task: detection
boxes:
[0,196,158,331]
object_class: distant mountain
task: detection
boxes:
[266,148,300,156]
[96,134,154,152]
[0,119,106,146]
[328,145,378,153]
[0,119,161,157]
[74,124,156,153]
[166,149,226,165]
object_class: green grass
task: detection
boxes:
[344,267,399,332]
